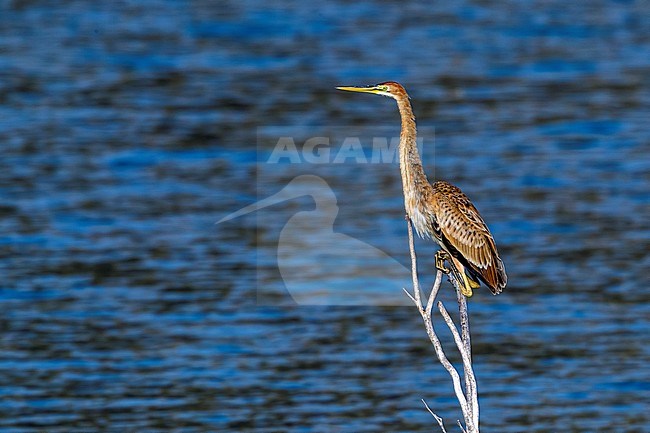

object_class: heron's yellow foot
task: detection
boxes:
[459,272,475,298]
[434,250,450,274]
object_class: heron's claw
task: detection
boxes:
[434,250,451,274]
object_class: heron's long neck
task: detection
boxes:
[397,97,431,204]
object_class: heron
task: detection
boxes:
[337,82,507,297]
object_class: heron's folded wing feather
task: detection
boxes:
[432,182,506,293]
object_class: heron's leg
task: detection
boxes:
[434,250,451,274]
[449,255,474,298]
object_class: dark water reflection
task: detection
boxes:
[1,0,648,431]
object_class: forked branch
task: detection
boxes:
[403,217,479,433]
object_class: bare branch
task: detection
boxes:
[422,399,447,433]
[456,287,470,414]
[402,287,418,306]
[404,219,474,431]
[457,289,472,361]
[456,288,478,429]
[426,270,443,317]
[438,299,478,428]
[406,217,423,311]
[421,305,471,422]
[439,272,479,427]
[404,218,480,433]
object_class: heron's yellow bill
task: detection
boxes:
[336,85,382,94]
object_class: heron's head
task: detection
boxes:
[336,81,407,100]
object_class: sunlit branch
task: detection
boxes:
[403,217,480,433]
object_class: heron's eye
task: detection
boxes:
[380,86,390,92]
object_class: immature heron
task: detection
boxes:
[337,82,507,297]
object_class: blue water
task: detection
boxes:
[0,0,649,431]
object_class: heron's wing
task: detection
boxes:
[432,181,507,294]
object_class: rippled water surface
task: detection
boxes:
[1,1,649,432]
